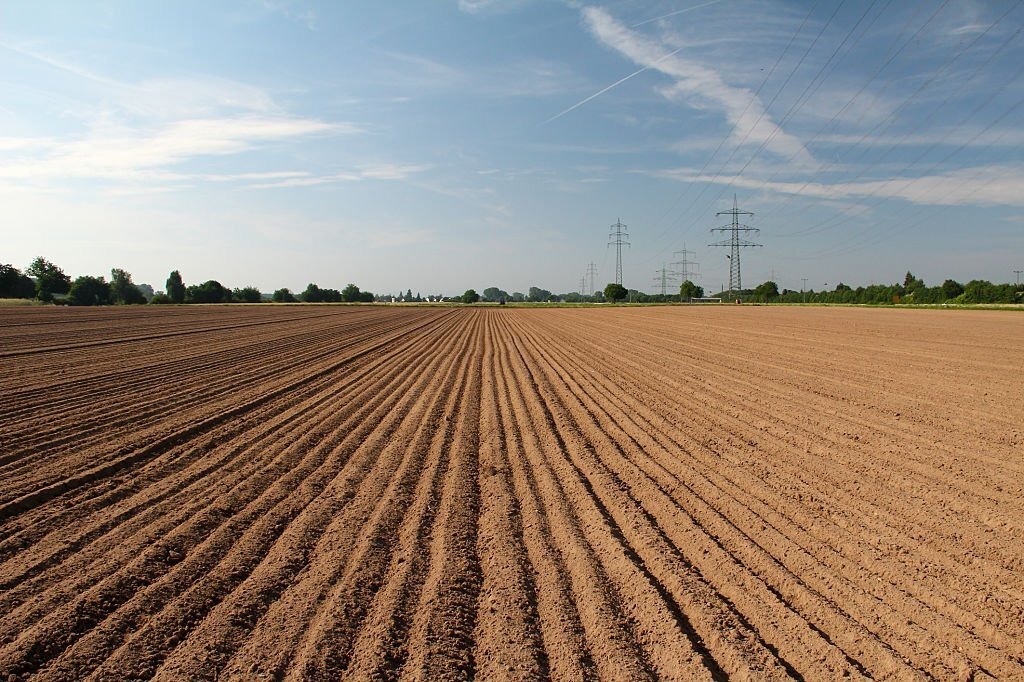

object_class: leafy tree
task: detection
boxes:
[233,286,262,303]
[272,287,297,303]
[166,270,186,304]
[359,290,374,302]
[0,264,36,299]
[110,268,146,304]
[301,283,324,302]
[186,280,231,303]
[941,279,964,300]
[679,280,704,300]
[753,280,779,301]
[68,275,111,306]
[903,271,924,293]
[342,283,362,302]
[482,287,509,302]
[27,257,70,301]
[461,289,480,303]
[604,283,627,301]
[511,292,525,302]
[150,293,172,304]
[527,286,552,302]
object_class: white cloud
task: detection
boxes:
[0,117,343,184]
[654,163,1024,208]
[581,6,814,166]
[247,164,430,189]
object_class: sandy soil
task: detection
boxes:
[0,304,1021,680]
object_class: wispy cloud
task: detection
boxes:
[0,117,343,184]
[630,0,725,28]
[652,163,1024,208]
[247,164,430,188]
[581,7,814,165]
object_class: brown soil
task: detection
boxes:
[0,305,1021,680]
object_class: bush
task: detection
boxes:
[461,289,480,304]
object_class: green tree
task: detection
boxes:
[342,283,362,302]
[903,271,924,294]
[604,283,627,301]
[527,286,552,302]
[679,280,704,300]
[110,268,146,304]
[27,257,71,301]
[233,286,262,303]
[941,279,964,300]
[753,280,780,302]
[186,280,231,303]
[482,286,509,302]
[68,275,111,306]
[0,264,36,299]
[272,287,297,303]
[461,289,480,303]
[166,270,186,304]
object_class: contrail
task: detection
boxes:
[632,0,724,28]
[544,45,684,124]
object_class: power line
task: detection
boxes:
[709,195,761,297]
[633,2,821,268]
[608,218,631,286]
[768,0,1021,236]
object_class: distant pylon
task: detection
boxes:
[608,219,630,286]
[586,262,598,296]
[579,276,586,296]
[709,195,761,297]
[671,243,700,283]
[653,264,677,296]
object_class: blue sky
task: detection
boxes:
[2,0,1022,296]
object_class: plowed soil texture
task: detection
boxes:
[1,304,1022,681]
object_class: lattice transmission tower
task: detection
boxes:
[652,264,677,295]
[586,262,598,296]
[709,195,761,297]
[608,219,630,286]
[672,244,700,283]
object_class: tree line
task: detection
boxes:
[0,258,377,306]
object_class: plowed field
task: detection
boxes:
[1,305,1022,680]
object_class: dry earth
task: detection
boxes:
[0,305,1022,680]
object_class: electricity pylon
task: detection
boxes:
[608,219,630,286]
[652,264,678,295]
[709,195,761,297]
[672,244,700,283]
[586,262,598,296]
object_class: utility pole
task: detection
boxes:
[608,219,630,286]
[671,244,700,283]
[801,277,808,303]
[586,262,598,296]
[652,264,677,296]
[709,195,761,298]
